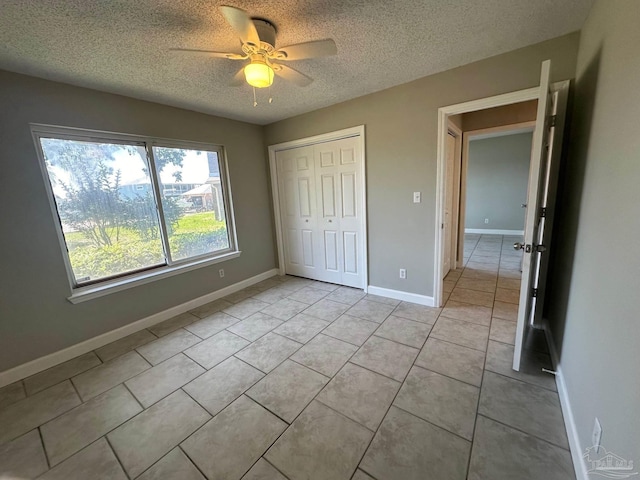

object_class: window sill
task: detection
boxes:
[67,250,241,304]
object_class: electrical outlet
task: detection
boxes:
[219,269,225,278]
[484,218,489,224]
[413,192,421,203]
[399,268,407,279]
[592,418,602,452]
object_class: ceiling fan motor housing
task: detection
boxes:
[253,19,277,49]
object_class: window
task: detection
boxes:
[33,126,238,298]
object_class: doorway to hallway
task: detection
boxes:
[435,60,570,372]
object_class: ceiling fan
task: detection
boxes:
[171,5,337,92]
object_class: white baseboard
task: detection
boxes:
[542,319,587,480]
[367,286,435,307]
[465,228,524,235]
[0,268,279,388]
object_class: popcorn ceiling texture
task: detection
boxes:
[0,0,593,124]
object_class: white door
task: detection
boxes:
[276,146,322,280]
[276,135,365,287]
[513,59,564,371]
[442,132,456,277]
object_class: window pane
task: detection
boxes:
[152,146,230,261]
[40,138,165,284]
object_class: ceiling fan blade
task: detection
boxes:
[219,5,260,46]
[273,64,313,87]
[274,39,337,61]
[169,48,245,60]
[230,67,246,87]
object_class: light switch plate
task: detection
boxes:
[413,192,421,203]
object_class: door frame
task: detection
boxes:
[433,87,539,307]
[445,122,463,274]
[268,125,368,290]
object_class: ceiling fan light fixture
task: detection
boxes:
[172,6,337,92]
[244,57,274,88]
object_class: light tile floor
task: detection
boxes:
[0,234,575,480]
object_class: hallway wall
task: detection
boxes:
[461,100,537,132]
[465,132,532,232]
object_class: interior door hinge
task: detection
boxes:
[549,114,557,127]
[532,288,538,298]
[540,207,547,218]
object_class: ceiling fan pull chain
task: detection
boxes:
[253,86,258,107]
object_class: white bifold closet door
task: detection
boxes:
[276,136,364,288]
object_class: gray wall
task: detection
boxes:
[265,33,580,297]
[545,0,640,464]
[0,70,276,372]
[465,133,532,231]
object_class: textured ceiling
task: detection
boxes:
[0,0,593,125]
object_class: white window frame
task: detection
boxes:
[31,124,240,303]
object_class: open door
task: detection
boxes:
[531,81,569,328]
[512,60,565,371]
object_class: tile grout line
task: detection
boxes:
[1,379,88,449]
[262,456,293,480]
[21,353,104,398]
[55,399,146,471]
[232,331,304,374]
[483,367,558,393]
[104,434,132,480]
[410,362,481,389]
[37,426,51,470]
[464,233,500,477]
[68,375,84,403]
[124,390,213,478]
[429,327,489,352]
[369,327,434,350]
[120,381,145,411]
[176,444,212,480]
[475,411,572,452]
[390,403,475,444]
[176,386,216,422]
[42,381,170,474]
